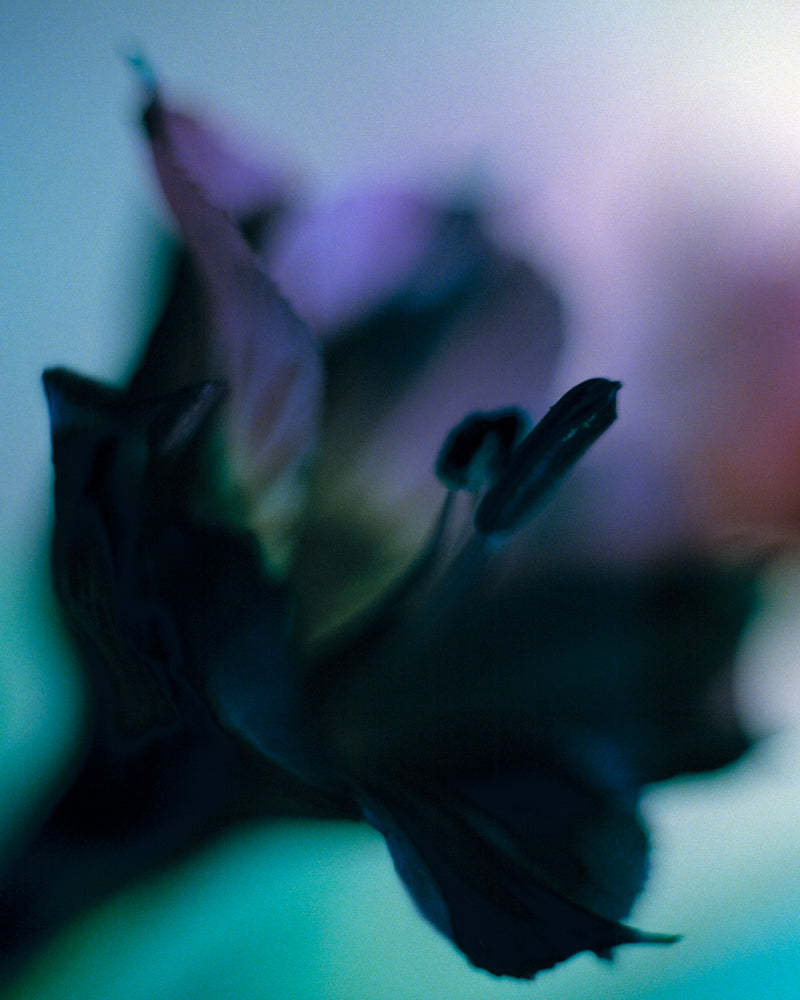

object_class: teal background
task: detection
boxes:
[4,2,800,996]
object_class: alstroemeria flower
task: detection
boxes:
[3,72,770,983]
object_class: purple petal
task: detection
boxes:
[267,190,449,334]
[289,207,564,641]
[128,58,293,221]
[144,91,323,573]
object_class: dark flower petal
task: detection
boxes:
[3,367,357,981]
[301,405,756,977]
[42,367,221,739]
[359,773,675,979]
[314,556,756,789]
[41,365,353,781]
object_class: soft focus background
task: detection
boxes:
[5,2,800,997]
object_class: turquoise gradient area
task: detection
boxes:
[5,2,800,997]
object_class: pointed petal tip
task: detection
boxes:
[655,931,682,945]
[42,367,121,439]
[605,924,680,955]
[42,366,81,432]
[592,924,678,965]
[122,47,157,97]
[41,367,61,429]
[120,46,162,137]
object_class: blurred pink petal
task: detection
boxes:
[664,264,800,540]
